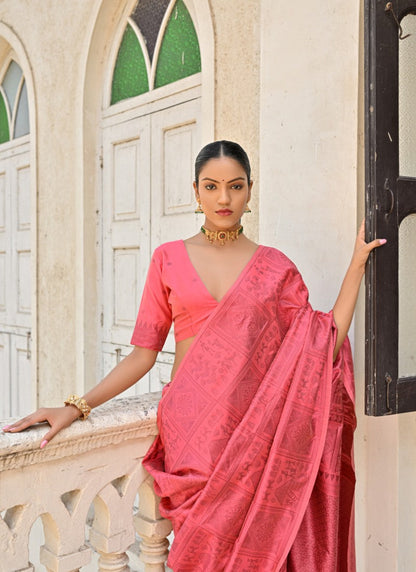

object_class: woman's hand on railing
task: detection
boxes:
[2,405,82,448]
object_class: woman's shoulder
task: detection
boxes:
[152,240,184,258]
[258,245,308,298]
[259,244,298,270]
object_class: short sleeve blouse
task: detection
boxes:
[130,241,218,351]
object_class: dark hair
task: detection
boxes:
[194,140,251,184]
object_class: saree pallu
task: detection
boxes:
[143,247,356,571]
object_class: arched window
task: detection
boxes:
[0,59,30,143]
[111,0,201,105]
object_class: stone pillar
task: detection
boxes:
[89,477,139,572]
[135,477,172,571]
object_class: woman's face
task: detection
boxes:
[193,156,252,231]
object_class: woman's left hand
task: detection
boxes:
[351,219,386,272]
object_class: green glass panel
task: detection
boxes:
[154,0,201,89]
[111,23,149,105]
[0,91,10,144]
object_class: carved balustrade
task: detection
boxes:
[0,394,172,572]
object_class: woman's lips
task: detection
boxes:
[216,209,233,215]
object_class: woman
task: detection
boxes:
[3,141,385,571]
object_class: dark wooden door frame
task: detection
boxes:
[365,0,416,415]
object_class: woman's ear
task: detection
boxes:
[193,180,199,200]
[248,179,253,202]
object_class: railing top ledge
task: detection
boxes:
[0,392,160,472]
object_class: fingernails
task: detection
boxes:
[379,238,387,245]
[40,439,48,449]
[2,425,11,431]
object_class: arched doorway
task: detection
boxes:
[98,0,211,394]
[0,39,34,418]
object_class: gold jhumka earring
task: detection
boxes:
[244,203,252,213]
[195,200,203,214]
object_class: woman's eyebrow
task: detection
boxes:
[200,177,245,183]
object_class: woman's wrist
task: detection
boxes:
[64,403,85,419]
[64,395,92,420]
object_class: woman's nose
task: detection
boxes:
[217,187,231,204]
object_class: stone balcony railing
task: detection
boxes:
[0,394,172,572]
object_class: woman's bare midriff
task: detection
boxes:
[171,336,196,379]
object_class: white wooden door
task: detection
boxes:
[101,98,201,394]
[0,332,11,419]
[101,116,151,390]
[149,99,201,389]
[0,143,32,418]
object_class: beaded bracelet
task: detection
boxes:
[64,394,91,420]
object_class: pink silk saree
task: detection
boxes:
[143,246,356,571]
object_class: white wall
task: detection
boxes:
[258,0,359,314]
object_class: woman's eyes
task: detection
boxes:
[204,183,243,190]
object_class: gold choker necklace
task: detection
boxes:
[200,225,243,246]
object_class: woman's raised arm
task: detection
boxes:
[332,220,386,359]
[2,346,158,447]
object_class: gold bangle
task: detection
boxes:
[64,394,91,420]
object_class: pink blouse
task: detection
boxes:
[130,240,219,351]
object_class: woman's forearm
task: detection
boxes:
[331,220,386,360]
[2,346,158,446]
[82,346,158,408]
[332,263,364,358]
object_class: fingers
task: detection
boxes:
[40,428,58,448]
[358,219,386,250]
[38,407,81,447]
[2,405,81,450]
[366,238,387,252]
[2,409,49,433]
[1,409,51,450]
[351,231,387,272]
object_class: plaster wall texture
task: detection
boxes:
[210,0,260,241]
[258,0,359,313]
